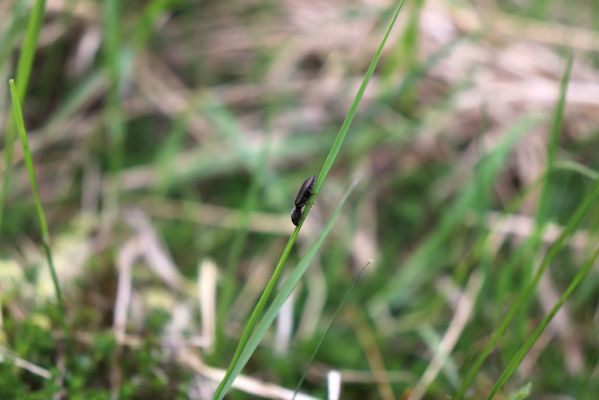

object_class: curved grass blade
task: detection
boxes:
[456,175,599,398]
[555,160,599,181]
[8,79,67,338]
[487,247,599,399]
[215,182,356,399]
[456,54,577,399]
[212,2,406,398]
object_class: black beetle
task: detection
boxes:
[291,175,315,226]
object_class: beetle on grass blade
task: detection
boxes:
[290,207,303,226]
[291,175,315,226]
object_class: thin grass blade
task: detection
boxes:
[456,55,578,398]
[8,79,66,337]
[215,182,356,399]
[212,2,406,398]
[456,175,599,398]
[311,0,406,199]
[487,247,599,399]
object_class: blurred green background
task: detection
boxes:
[1,0,599,399]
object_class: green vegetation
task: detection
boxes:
[1,0,599,399]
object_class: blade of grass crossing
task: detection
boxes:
[488,246,599,399]
[0,0,48,229]
[8,79,66,336]
[456,175,599,398]
[215,183,356,399]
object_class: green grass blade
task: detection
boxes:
[292,261,370,399]
[210,187,302,399]
[8,79,66,337]
[0,0,48,230]
[213,2,406,396]
[555,160,599,181]
[310,0,405,200]
[214,182,356,399]
[456,55,576,398]
[489,56,573,373]
[456,176,599,398]
[487,247,599,399]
